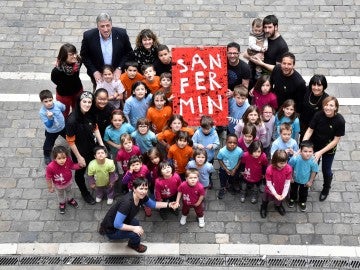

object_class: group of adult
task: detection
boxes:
[50,12,345,252]
[225,15,345,202]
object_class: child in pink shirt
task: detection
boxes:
[45,146,82,214]
[260,150,292,218]
[237,123,258,152]
[240,141,268,204]
[155,160,182,220]
[122,155,152,217]
[176,168,205,228]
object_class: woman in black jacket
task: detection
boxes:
[51,43,83,118]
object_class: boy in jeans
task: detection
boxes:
[288,140,319,211]
[38,89,66,165]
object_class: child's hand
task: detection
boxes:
[169,201,179,209]
[197,144,205,149]
[206,144,213,150]
[306,180,314,187]
[48,187,54,193]
[109,183,114,188]
[46,110,53,118]
[225,89,233,98]
[151,123,157,133]
[90,183,96,189]
[285,148,294,156]
[275,194,282,201]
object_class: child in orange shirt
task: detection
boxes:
[120,61,144,99]
[141,64,161,94]
[157,114,194,151]
[146,90,172,134]
[159,72,174,102]
[168,130,193,181]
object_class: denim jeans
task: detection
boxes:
[105,219,141,246]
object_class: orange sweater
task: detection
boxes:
[120,72,144,99]
[168,144,193,174]
[157,127,194,145]
[142,76,161,94]
[146,106,173,134]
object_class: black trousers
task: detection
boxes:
[289,182,309,203]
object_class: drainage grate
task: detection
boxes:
[20,256,62,265]
[103,255,144,265]
[186,256,226,266]
[0,255,360,268]
[63,256,103,265]
[147,255,185,265]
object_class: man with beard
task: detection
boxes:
[248,15,288,73]
[270,52,307,113]
[227,42,251,91]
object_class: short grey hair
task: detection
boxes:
[96,13,112,24]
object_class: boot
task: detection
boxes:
[260,201,268,218]
[319,174,333,201]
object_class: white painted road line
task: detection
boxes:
[0,72,360,84]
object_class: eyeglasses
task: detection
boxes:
[138,125,148,128]
[227,52,239,55]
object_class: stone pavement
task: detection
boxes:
[0,0,359,263]
[0,97,359,248]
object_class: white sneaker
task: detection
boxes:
[180,215,187,225]
[198,216,205,228]
[95,197,102,203]
[107,198,113,205]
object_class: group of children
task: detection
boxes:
[42,27,319,225]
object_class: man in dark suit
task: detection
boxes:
[80,12,133,89]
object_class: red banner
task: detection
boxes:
[171,46,228,126]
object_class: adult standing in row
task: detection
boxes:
[249,14,289,74]
[302,96,345,202]
[66,91,105,205]
[300,74,329,139]
[51,43,83,118]
[81,13,133,89]
[270,52,307,112]
[227,42,251,90]
[133,29,160,72]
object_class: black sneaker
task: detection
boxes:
[299,202,307,212]
[287,199,295,208]
[59,203,66,214]
[68,198,79,208]
[217,188,226,199]
[275,205,286,216]
[83,193,96,205]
